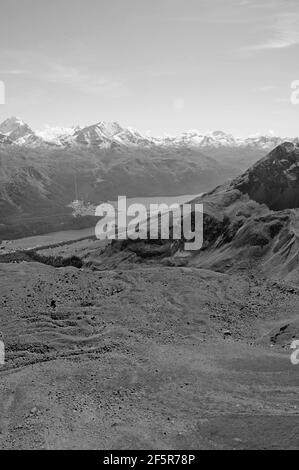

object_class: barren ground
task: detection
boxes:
[0,262,298,449]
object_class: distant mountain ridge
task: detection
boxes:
[0,116,296,152]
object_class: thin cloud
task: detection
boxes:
[44,63,128,97]
[2,69,30,75]
[248,10,299,51]
[0,49,128,98]
[253,85,277,92]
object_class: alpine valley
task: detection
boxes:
[0,116,295,239]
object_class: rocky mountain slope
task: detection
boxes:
[92,143,299,283]
[234,142,299,210]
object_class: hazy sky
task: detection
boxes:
[0,0,299,136]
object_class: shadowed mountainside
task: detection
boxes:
[89,143,299,283]
[234,142,299,210]
[0,145,237,239]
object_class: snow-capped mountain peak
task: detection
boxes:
[0,116,39,145]
[0,116,297,152]
[93,121,123,137]
[0,116,30,135]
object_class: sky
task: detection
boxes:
[0,0,299,137]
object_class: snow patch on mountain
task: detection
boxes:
[36,125,79,143]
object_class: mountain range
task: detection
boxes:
[0,116,294,153]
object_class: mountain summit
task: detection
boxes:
[0,116,31,137]
[233,142,299,210]
[0,117,38,145]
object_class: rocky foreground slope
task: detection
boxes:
[0,260,299,449]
